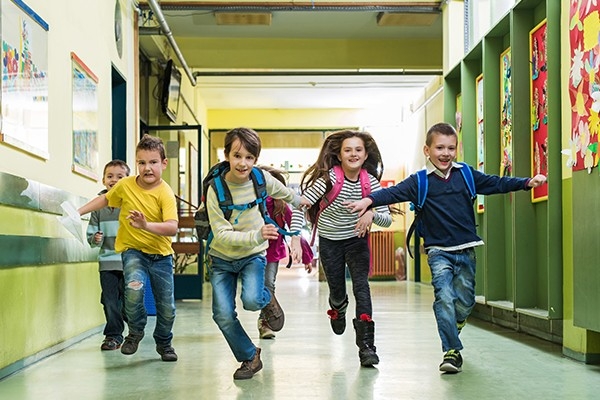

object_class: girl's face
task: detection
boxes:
[338,136,368,174]
[225,138,258,184]
[136,149,167,189]
[424,133,457,174]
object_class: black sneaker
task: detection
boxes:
[233,348,263,380]
[121,334,142,355]
[262,294,284,332]
[100,337,121,351]
[439,349,463,373]
[156,345,178,362]
[457,320,467,335]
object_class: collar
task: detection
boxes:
[425,158,463,179]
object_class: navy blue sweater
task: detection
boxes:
[368,164,531,249]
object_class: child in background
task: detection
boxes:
[87,160,130,351]
[206,127,310,380]
[257,165,314,339]
[78,134,179,362]
[290,130,393,367]
[346,122,547,373]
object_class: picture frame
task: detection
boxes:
[476,74,485,213]
[500,47,512,177]
[530,19,548,202]
[71,52,99,180]
[0,0,49,159]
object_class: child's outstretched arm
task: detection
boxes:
[345,197,374,217]
[78,194,109,216]
[528,174,547,187]
[126,210,178,236]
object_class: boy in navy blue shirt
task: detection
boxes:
[346,122,546,373]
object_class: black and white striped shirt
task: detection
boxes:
[291,169,392,241]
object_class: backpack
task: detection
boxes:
[308,165,371,246]
[406,162,476,258]
[194,161,299,252]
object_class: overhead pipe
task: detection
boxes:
[145,0,197,86]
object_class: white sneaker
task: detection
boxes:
[258,317,275,339]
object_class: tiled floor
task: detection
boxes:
[1,267,600,399]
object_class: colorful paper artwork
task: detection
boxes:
[568,1,600,172]
[476,74,485,213]
[456,93,464,162]
[500,48,513,177]
[530,20,548,202]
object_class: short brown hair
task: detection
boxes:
[425,123,457,146]
[103,159,130,176]
[224,127,261,159]
[137,134,166,160]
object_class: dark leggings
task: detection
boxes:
[319,236,373,318]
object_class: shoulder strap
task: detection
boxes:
[406,169,428,259]
[457,162,476,200]
[358,168,371,197]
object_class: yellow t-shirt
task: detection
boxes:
[106,175,178,256]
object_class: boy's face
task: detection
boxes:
[338,137,367,174]
[424,133,457,174]
[225,138,257,184]
[102,165,128,191]
[136,149,167,189]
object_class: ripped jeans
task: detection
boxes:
[121,249,176,347]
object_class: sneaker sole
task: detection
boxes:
[260,332,275,339]
[439,363,462,373]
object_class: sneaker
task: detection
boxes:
[156,345,178,362]
[258,318,276,339]
[233,348,263,380]
[262,294,284,332]
[100,337,121,351]
[457,320,467,335]
[120,334,142,355]
[439,349,463,373]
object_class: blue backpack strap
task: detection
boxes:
[457,162,476,200]
[407,169,428,259]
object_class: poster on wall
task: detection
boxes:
[530,19,548,202]
[71,52,99,180]
[0,0,49,159]
[476,74,485,213]
[500,47,513,177]
[455,93,464,162]
[568,2,600,173]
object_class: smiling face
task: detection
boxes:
[136,149,167,189]
[225,138,258,184]
[102,164,129,191]
[424,132,457,175]
[338,136,368,176]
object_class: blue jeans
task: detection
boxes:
[319,236,372,317]
[259,261,279,319]
[99,270,125,342]
[121,249,176,347]
[210,254,270,362]
[427,248,476,352]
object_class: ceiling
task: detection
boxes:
[138,1,444,110]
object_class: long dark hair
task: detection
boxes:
[301,130,384,223]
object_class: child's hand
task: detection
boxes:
[126,210,147,230]
[93,231,103,244]
[354,211,374,238]
[344,198,373,217]
[304,262,313,273]
[529,174,547,188]
[290,236,302,264]
[299,196,311,209]
[261,224,279,241]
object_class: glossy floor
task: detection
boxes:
[1,267,599,400]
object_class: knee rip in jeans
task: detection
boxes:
[127,280,144,290]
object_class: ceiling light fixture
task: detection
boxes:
[215,12,272,25]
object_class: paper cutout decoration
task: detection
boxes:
[57,200,87,246]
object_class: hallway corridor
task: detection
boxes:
[0,267,599,399]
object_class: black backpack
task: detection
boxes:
[194,161,298,251]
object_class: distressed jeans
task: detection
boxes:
[319,236,372,318]
[427,248,476,352]
[121,249,176,347]
[210,254,270,361]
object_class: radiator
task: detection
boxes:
[369,231,396,279]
